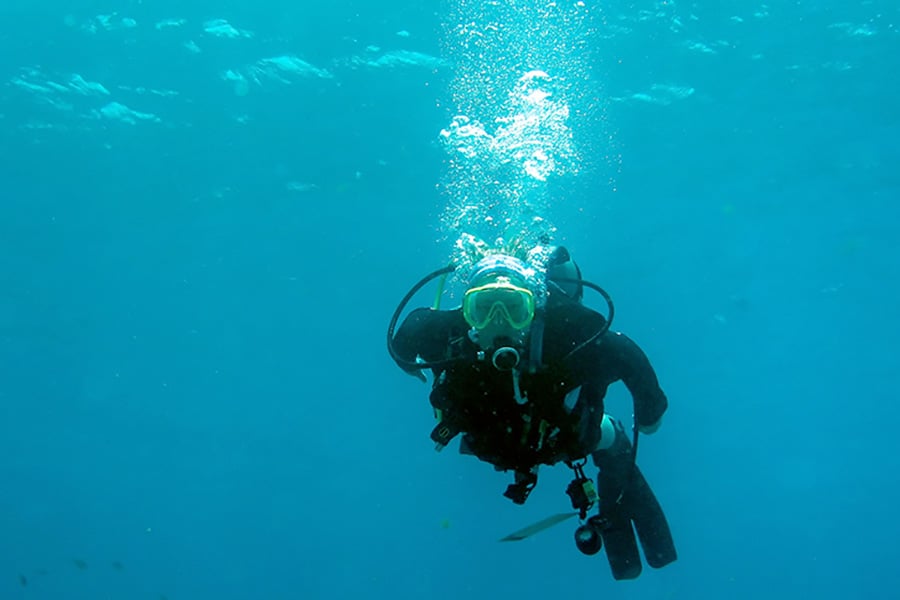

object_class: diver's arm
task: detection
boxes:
[598,331,668,433]
[392,307,438,375]
[392,307,470,377]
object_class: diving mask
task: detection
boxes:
[463,277,535,331]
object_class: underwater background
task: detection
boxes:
[1,1,897,598]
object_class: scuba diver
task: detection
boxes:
[387,246,677,580]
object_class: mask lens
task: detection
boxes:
[464,284,534,330]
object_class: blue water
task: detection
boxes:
[1,1,897,599]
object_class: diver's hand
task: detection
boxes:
[403,356,428,383]
[638,416,662,435]
[404,368,427,383]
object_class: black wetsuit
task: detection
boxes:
[392,295,677,579]
[391,298,668,471]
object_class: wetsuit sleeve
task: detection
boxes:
[596,331,668,429]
